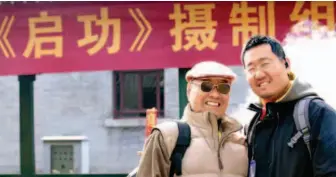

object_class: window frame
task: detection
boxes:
[113,70,164,118]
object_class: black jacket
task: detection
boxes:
[246,78,336,177]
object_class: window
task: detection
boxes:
[114,70,164,118]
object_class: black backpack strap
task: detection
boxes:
[169,122,191,177]
[287,96,322,159]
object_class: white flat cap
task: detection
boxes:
[185,61,237,82]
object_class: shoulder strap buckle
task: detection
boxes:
[289,95,322,159]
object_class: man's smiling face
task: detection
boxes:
[187,76,232,117]
[244,44,290,100]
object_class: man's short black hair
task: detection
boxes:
[241,35,287,67]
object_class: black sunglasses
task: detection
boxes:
[193,80,231,94]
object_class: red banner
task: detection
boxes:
[0,1,335,76]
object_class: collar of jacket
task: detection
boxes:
[260,75,295,106]
[181,104,243,135]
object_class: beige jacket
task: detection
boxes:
[137,104,248,177]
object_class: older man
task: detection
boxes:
[136,61,248,177]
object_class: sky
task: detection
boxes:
[283,20,336,108]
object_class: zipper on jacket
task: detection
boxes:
[217,126,243,170]
[217,119,224,170]
[218,153,223,170]
[269,112,280,170]
[251,120,262,160]
[204,115,223,170]
[218,135,224,170]
[205,114,242,171]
